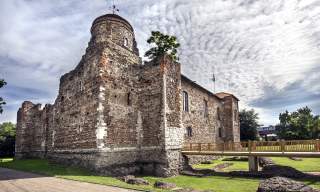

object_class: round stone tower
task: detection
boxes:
[90,14,139,55]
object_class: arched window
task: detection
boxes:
[187,127,192,137]
[182,91,189,112]
[124,37,128,47]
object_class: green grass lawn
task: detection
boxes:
[271,157,320,172]
[1,158,320,192]
[193,157,320,172]
[0,158,263,192]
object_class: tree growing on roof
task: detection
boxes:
[145,31,180,62]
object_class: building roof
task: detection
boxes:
[181,75,240,101]
[215,92,239,101]
[92,14,134,32]
[181,75,221,101]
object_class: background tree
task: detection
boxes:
[145,31,180,61]
[0,79,6,114]
[276,106,320,140]
[239,109,260,141]
[0,122,15,157]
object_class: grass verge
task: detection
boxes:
[0,158,263,192]
[1,158,320,192]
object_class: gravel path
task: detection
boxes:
[0,167,136,192]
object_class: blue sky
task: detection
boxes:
[0,0,320,125]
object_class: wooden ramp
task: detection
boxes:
[181,151,320,157]
[181,140,320,171]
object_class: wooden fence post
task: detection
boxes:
[280,140,285,152]
[316,140,320,152]
[248,140,252,152]
[253,141,256,152]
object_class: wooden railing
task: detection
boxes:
[182,140,320,152]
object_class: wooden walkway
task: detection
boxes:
[182,140,320,157]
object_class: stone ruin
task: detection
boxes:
[15,13,240,177]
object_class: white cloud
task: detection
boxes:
[0,0,319,125]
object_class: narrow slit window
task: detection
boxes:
[124,37,128,47]
[183,91,189,112]
[234,109,238,121]
[217,107,221,120]
[204,99,208,118]
[218,127,223,138]
[127,92,131,106]
[187,127,192,137]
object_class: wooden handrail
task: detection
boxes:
[182,139,320,153]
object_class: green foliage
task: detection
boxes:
[145,31,180,61]
[239,109,260,141]
[0,79,6,114]
[276,106,320,140]
[0,122,15,157]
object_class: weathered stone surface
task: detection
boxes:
[259,157,274,167]
[154,181,177,189]
[118,175,135,182]
[257,177,320,192]
[187,155,220,165]
[181,77,240,149]
[15,13,240,177]
[126,177,149,185]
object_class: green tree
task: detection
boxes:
[145,31,180,61]
[276,106,319,140]
[239,109,260,141]
[0,122,15,142]
[0,79,6,114]
[0,122,15,157]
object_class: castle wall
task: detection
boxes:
[51,50,100,151]
[222,97,240,143]
[15,102,53,158]
[181,77,224,145]
[15,14,240,176]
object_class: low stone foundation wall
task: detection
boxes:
[15,151,46,160]
[185,155,220,165]
[44,148,181,177]
[15,148,185,177]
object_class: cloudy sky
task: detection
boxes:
[0,0,319,125]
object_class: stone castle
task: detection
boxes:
[15,14,240,176]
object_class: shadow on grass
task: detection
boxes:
[0,158,93,181]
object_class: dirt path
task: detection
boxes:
[0,167,136,192]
